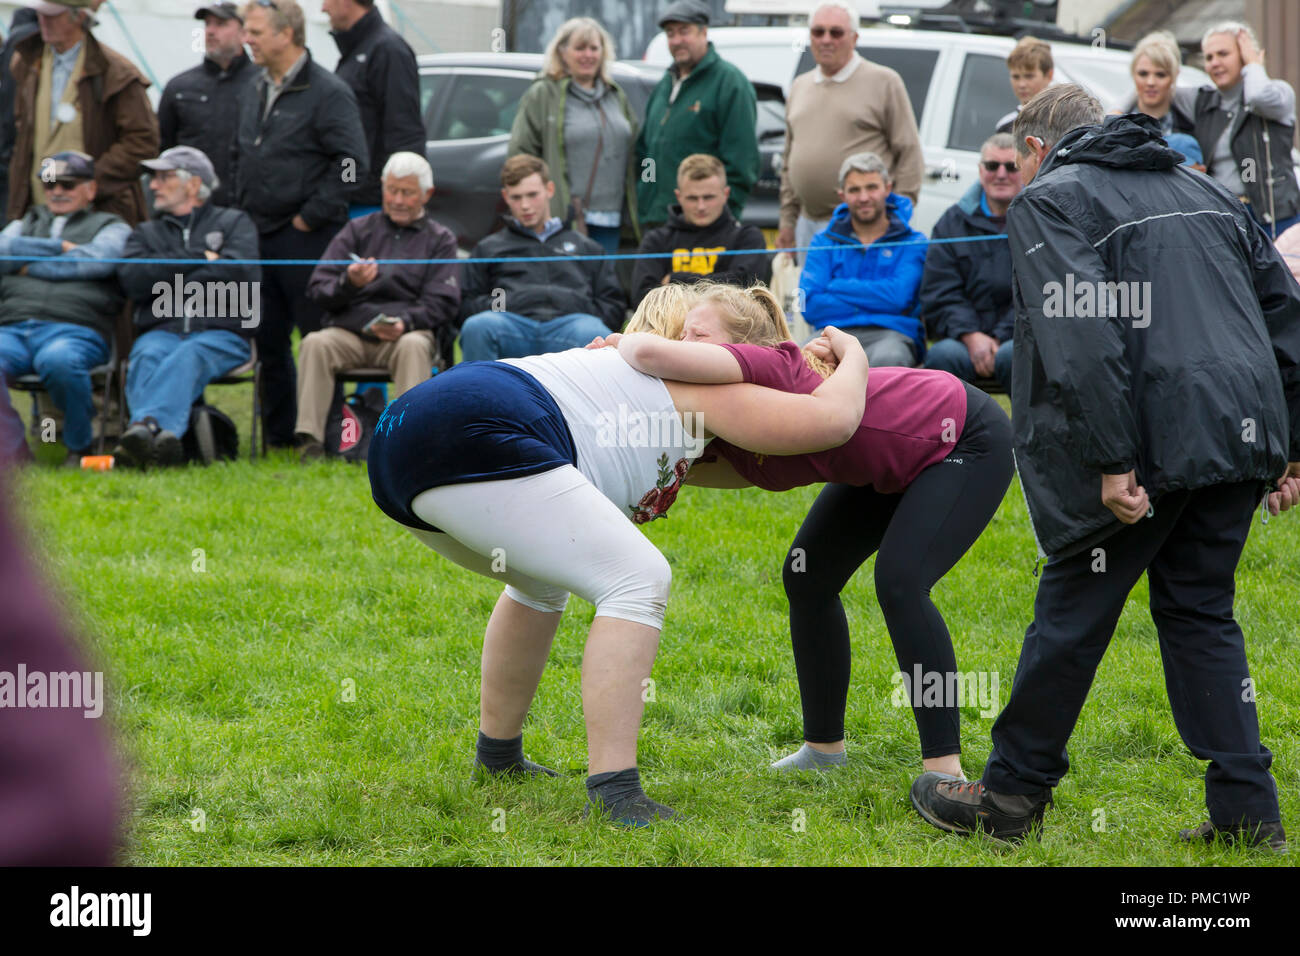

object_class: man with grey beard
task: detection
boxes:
[910,84,1300,851]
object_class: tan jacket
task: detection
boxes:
[8,30,158,226]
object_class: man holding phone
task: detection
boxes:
[295,152,460,462]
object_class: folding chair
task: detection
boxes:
[203,338,265,462]
[9,336,119,455]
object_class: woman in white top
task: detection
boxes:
[367,286,867,826]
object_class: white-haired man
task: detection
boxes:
[296,152,460,462]
[1175,21,1300,237]
[777,1,923,264]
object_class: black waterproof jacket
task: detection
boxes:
[921,182,1014,343]
[1007,114,1300,560]
[158,53,257,208]
[331,7,425,208]
[230,52,368,235]
[631,204,771,305]
[461,218,627,331]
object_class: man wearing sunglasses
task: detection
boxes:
[920,133,1022,391]
[0,150,129,466]
[778,1,923,266]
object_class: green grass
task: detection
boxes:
[9,388,1299,866]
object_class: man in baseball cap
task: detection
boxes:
[657,0,710,28]
[194,2,242,23]
[112,144,261,468]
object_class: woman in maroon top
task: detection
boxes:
[603,283,1014,778]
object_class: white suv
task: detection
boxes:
[645,27,1210,235]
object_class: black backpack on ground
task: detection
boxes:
[184,403,239,464]
[324,387,387,462]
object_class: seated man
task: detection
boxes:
[921,133,1021,390]
[0,151,129,466]
[459,155,626,362]
[631,153,771,306]
[295,151,461,462]
[798,151,927,367]
[115,146,261,468]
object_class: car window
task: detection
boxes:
[428,72,533,140]
[948,52,1019,151]
[795,46,937,123]
[419,71,452,135]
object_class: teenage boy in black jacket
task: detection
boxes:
[631,153,770,306]
[459,155,626,362]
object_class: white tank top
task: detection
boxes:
[503,348,702,524]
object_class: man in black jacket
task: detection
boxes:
[630,153,770,306]
[0,7,40,215]
[157,3,255,209]
[920,132,1022,390]
[911,86,1300,850]
[460,155,625,362]
[295,152,460,462]
[322,0,425,214]
[114,146,260,468]
[232,0,368,448]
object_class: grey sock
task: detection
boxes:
[771,743,847,771]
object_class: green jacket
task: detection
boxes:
[508,74,641,242]
[635,44,759,227]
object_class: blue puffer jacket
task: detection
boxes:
[798,193,928,358]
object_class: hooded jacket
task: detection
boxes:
[798,192,927,356]
[331,7,425,208]
[8,29,158,226]
[461,217,626,331]
[921,181,1014,343]
[1007,114,1300,561]
[631,203,771,304]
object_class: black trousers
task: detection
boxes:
[983,481,1280,825]
[782,384,1014,756]
[256,222,337,447]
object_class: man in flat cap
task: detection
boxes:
[0,150,130,466]
[157,3,255,209]
[7,0,158,226]
[636,0,758,229]
[114,146,261,469]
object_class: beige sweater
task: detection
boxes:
[779,56,924,231]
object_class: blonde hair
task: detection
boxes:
[626,283,698,339]
[1131,31,1180,78]
[678,153,726,183]
[1007,36,1053,74]
[543,17,616,85]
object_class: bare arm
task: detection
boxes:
[617,332,745,383]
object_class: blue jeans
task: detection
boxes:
[459,311,612,362]
[126,329,250,436]
[0,320,109,453]
[923,337,1014,391]
[585,225,621,255]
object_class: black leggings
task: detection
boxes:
[781,384,1013,758]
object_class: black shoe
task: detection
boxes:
[1180,820,1287,853]
[910,771,1051,841]
[295,432,326,464]
[61,449,85,469]
[154,430,184,467]
[113,421,157,469]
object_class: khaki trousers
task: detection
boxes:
[294,327,437,441]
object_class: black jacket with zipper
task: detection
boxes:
[118,201,262,339]
[331,7,425,208]
[631,204,771,305]
[230,52,368,235]
[461,218,627,331]
[158,52,257,209]
[1007,114,1300,561]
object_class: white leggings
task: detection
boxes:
[408,465,672,630]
